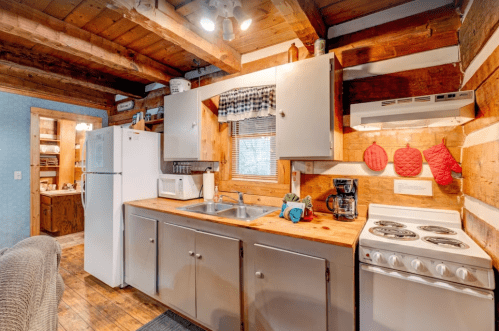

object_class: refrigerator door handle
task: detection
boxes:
[81,138,87,172]
[81,173,87,211]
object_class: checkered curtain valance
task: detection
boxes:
[218,85,276,123]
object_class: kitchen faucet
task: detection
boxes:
[220,191,244,205]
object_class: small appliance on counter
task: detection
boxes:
[326,178,358,220]
[158,174,203,200]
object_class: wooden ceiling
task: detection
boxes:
[0,0,459,110]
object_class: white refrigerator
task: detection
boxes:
[81,126,160,288]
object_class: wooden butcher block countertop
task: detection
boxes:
[125,198,367,248]
[41,189,81,197]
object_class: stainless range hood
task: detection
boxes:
[350,91,475,131]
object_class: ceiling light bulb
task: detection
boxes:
[233,5,252,31]
[240,18,252,31]
[223,18,235,41]
[200,6,218,32]
[200,17,216,31]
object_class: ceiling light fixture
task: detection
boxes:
[200,0,252,39]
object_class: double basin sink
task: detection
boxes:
[178,202,279,222]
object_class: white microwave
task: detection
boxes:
[158,174,203,200]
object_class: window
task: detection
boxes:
[232,116,277,182]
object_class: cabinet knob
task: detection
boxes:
[278,109,285,117]
[192,122,197,127]
[195,254,202,259]
[189,251,195,256]
[255,271,264,279]
[149,238,154,243]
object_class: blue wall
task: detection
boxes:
[0,92,108,249]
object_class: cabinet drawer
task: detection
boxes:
[41,195,52,205]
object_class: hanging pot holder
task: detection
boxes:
[394,144,423,177]
[423,139,462,186]
[364,142,388,172]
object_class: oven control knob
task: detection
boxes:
[388,255,402,268]
[411,259,425,272]
[456,267,473,281]
[372,252,384,264]
[436,264,451,277]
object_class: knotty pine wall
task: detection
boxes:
[458,0,499,272]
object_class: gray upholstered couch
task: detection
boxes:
[0,236,65,331]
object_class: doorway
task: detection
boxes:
[30,107,102,237]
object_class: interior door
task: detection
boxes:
[158,222,197,318]
[254,244,327,331]
[164,89,199,160]
[276,55,332,159]
[195,231,241,331]
[125,214,158,297]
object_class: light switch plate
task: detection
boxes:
[14,171,22,180]
[394,179,432,196]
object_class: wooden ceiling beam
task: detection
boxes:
[0,0,182,84]
[0,42,146,99]
[0,63,114,110]
[271,0,326,53]
[97,0,242,74]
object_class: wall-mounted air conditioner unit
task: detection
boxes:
[350,91,475,131]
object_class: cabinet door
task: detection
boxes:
[164,89,199,160]
[158,222,196,317]
[40,203,52,232]
[195,231,241,331]
[254,244,327,331]
[125,214,157,297]
[276,55,333,159]
[73,195,84,233]
[52,195,74,234]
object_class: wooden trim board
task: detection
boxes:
[30,107,102,237]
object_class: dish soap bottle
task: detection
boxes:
[213,186,219,203]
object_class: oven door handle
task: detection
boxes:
[361,264,494,300]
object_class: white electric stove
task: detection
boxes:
[359,204,496,331]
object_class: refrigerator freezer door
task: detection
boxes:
[122,129,161,202]
[84,173,123,288]
[86,126,122,173]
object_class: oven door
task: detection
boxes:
[360,264,495,331]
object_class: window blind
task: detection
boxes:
[231,116,277,182]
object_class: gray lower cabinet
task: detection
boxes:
[254,244,328,331]
[124,213,158,297]
[158,222,241,331]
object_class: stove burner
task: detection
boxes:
[417,226,456,235]
[369,227,419,241]
[422,237,469,249]
[374,220,406,228]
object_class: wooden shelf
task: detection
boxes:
[40,139,60,143]
[41,152,60,155]
[145,119,163,125]
[40,166,59,168]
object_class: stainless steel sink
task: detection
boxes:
[178,202,279,221]
[179,202,234,215]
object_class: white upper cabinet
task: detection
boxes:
[276,54,343,160]
[164,89,200,160]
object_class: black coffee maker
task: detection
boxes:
[326,178,358,221]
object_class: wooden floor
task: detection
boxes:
[58,244,168,331]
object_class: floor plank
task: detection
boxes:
[58,243,168,331]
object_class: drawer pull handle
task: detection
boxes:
[149,238,154,243]
[195,254,202,259]
[189,251,195,256]
[255,271,264,279]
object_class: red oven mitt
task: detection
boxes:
[423,139,462,186]
[364,142,388,171]
[394,144,423,177]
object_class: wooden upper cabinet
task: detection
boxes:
[276,53,343,160]
[163,89,221,161]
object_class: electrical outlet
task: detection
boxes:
[14,171,22,180]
